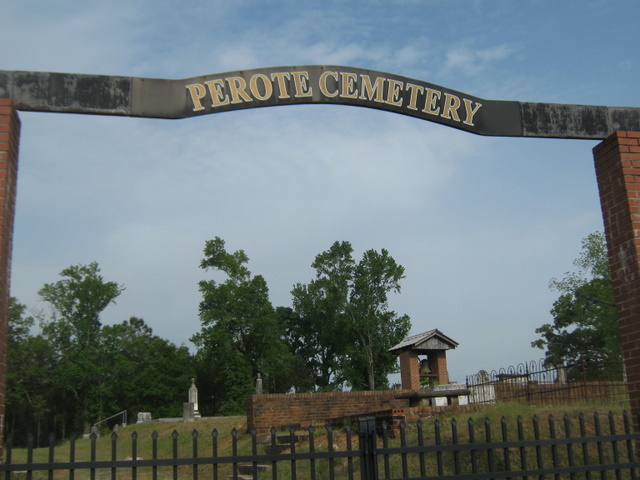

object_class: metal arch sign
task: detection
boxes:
[1,65,639,139]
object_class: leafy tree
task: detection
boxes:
[99,317,194,421]
[6,298,57,446]
[289,241,411,391]
[191,237,297,414]
[532,232,622,379]
[39,262,125,433]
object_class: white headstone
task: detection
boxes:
[188,378,200,417]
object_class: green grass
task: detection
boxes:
[5,400,637,480]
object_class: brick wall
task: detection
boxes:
[247,390,412,433]
[0,99,20,456]
[593,131,640,425]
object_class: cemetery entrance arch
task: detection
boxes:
[1,65,640,448]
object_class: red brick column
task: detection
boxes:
[427,351,450,385]
[399,351,420,390]
[593,131,640,425]
[0,99,20,454]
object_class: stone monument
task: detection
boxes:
[183,378,201,421]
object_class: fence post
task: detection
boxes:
[358,417,378,480]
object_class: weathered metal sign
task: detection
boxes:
[1,65,639,139]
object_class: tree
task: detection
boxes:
[39,262,125,433]
[191,238,297,414]
[289,241,411,391]
[6,298,57,446]
[532,232,622,379]
[99,317,194,420]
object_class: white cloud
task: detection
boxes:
[442,43,519,77]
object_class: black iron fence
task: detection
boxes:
[466,359,628,406]
[2,410,639,480]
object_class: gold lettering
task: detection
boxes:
[405,83,424,111]
[422,88,441,116]
[226,77,253,104]
[359,75,385,103]
[186,83,207,112]
[340,72,358,99]
[319,71,339,97]
[291,71,313,97]
[441,93,461,121]
[270,72,291,99]
[249,74,273,101]
[204,79,230,107]
[462,98,482,126]
[385,79,404,107]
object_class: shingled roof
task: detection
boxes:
[388,329,459,354]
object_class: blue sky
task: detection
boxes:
[1,0,638,383]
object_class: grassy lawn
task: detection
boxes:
[4,400,636,480]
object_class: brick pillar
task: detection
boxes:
[427,351,450,385]
[398,350,420,390]
[593,131,640,427]
[0,100,19,456]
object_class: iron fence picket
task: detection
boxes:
[485,417,495,475]
[110,431,117,480]
[382,420,391,479]
[594,412,607,480]
[132,431,138,480]
[26,433,33,480]
[549,415,559,480]
[288,426,297,480]
[3,412,640,480]
[469,418,478,476]
[579,413,593,480]
[328,426,336,480]
[151,431,158,480]
[68,433,76,480]
[501,416,512,480]
[435,418,444,477]
[564,414,576,480]
[452,418,461,476]
[47,433,54,480]
[211,429,219,480]
[533,415,543,480]
[417,420,426,478]
[517,415,528,480]
[231,428,239,480]
[309,425,316,480]
[191,429,198,480]
[608,412,621,480]
[399,422,408,479]
[346,423,355,480]
[89,432,96,480]
[171,429,178,480]
[269,427,277,480]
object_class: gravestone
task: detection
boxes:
[137,412,152,423]
[469,370,496,404]
[183,402,195,422]
[184,378,200,421]
[255,373,263,394]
